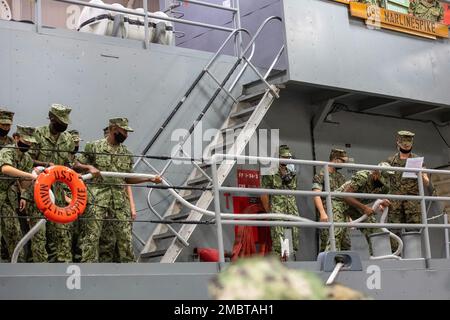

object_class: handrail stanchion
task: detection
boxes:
[233,0,242,57]
[35,0,42,33]
[418,170,432,267]
[444,213,450,259]
[323,164,336,251]
[211,154,226,264]
[143,0,149,49]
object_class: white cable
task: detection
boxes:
[369,199,403,260]
[326,262,344,286]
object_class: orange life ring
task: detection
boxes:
[34,165,88,224]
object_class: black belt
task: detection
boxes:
[77,14,174,32]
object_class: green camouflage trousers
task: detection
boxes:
[388,200,421,252]
[271,226,299,257]
[71,219,81,263]
[47,185,73,263]
[28,202,48,262]
[320,227,351,252]
[0,201,25,262]
[29,200,73,262]
[99,220,119,262]
[325,201,382,254]
[78,204,134,263]
[46,221,73,263]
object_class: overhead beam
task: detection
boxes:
[359,100,401,112]
[311,92,353,105]
[403,106,448,118]
[312,92,354,130]
[313,98,335,131]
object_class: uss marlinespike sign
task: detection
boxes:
[334,1,449,39]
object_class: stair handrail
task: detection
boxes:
[136,15,285,170]
[133,27,255,168]
[140,16,285,181]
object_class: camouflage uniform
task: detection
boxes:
[0,110,15,261]
[209,257,369,300]
[67,130,82,262]
[77,118,135,263]
[0,136,14,149]
[261,145,299,257]
[98,127,122,263]
[0,126,37,262]
[29,104,75,262]
[312,169,350,252]
[410,0,444,22]
[386,131,423,251]
[325,169,391,252]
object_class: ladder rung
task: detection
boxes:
[140,249,166,259]
[167,212,190,221]
[229,106,256,119]
[199,163,211,169]
[221,122,246,133]
[153,232,176,241]
[211,140,234,153]
[238,90,265,102]
[187,176,210,186]
[183,193,201,202]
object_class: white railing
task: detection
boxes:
[209,154,450,264]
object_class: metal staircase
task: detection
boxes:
[132,16,286,263]
[138,83,280,262]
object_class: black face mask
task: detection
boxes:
[373,179,384,189]
[399,146,412,154]
[0,128,10,137]
[17,141,31,153]
[114,132,127,144]
[71,145,79,155]
[50,121,68,133]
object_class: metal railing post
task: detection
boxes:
[143,0,149,49]
[211,155,226,263]
[323,164,336,251]
[418,170,432,266]
[232,0,242,57]
[34,0,42,33]
[444,212,450,259]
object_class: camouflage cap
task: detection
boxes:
[109,117,134,132]
[397,130,414,148]
[16,125,37,144]
[209,257,327,300]
[376,162,395,186]
[0,110,15,125]
[208,257,370,300]
[330,148,348,162]
[68,129,82,142]
[50,103,72,125]
[279,145,292,158]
